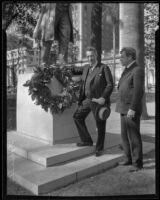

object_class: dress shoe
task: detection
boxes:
[76,142,93,147]
[129,165,143,172]
[95,150,103,157]
[118,160,132,166]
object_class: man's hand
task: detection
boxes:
[127,109,135,119]
[72,76,81,82]
[92,97,105,105]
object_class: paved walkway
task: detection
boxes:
[7,101,155,196]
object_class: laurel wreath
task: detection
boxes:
[23,64,80,114]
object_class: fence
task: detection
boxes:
[7,56,155,93]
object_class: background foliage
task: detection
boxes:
[144,3,159,60]
[3,2,39,35]
[3,2,159,58]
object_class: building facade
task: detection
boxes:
[72,3,119,61]
[72,3,92,60]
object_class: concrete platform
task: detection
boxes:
[7,141,154,195]
[7,131,121,167]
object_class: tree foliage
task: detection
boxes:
[144,3,159,59]
[2,2,40,36]
[4,2,159,58]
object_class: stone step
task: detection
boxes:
[7,131,121,167]
[7,141,154,195]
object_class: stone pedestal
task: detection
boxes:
[16,71,97,145]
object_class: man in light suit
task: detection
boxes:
[73,46,113,157]
[115,47,144,172]
[33,3,73,65]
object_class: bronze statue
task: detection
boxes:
[33,3,73,66]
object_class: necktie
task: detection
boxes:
[89,66,94,74]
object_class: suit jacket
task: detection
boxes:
[33,3,73,42]
[115,62,144,115]
[78,63,114,106]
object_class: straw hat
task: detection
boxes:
[95,105,111,121]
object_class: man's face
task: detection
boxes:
[86,50,97,66]
[120,51,132,67]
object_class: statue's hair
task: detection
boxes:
[86,46,97,57]
[120,47,136,60]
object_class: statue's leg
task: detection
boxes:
[58,13,71,63]
[41,40,53,66]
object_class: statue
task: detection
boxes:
[33,3,73,66]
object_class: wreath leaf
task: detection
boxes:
[23,65,80,114]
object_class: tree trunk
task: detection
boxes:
[141,93,149,119]
[155,26,159,113]
[119,3,149,119]
[113,25,116,86]
[91,3,102,63]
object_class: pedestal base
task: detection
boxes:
[17,72,97,144]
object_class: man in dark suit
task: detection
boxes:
[73,46,113,157]
[115,47,144,172]
[33,3,73,65]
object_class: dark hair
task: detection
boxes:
[120,47,136,60]
[86,46,97,57]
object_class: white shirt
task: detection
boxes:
[126,60,136,69]
[90,61,98,71]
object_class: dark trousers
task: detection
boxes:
[41,12,71,65]
[73,98,106,151]
[120,113,143,167]
[41,40,53,65]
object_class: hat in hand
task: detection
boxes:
[95,105,111,121]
